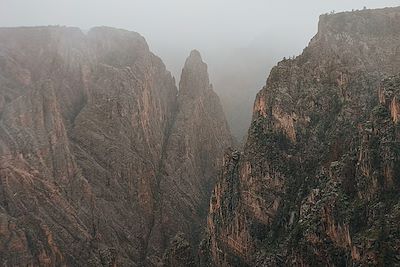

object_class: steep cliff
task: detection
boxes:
[158,51,232,265]
[0,26,231,266]
[207,7,400,266]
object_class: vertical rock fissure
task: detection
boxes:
[141,101,179,264]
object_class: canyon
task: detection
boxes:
[205,6,400,267]
[0,27,231,266]
[1,5,400,267]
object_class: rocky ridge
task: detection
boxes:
[206,7,400,266]
[0,26,231,266]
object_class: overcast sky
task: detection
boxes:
[1,0,399,138]
[1,0,399,69]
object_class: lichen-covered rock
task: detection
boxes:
[162,232,196,267]
[206,7,400,266]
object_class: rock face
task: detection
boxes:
[155,50,232,258]
[0,26,231,266]
[162,233,196,267]
[207,7,400,266]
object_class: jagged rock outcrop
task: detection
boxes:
[0,79,93,266]
[0,26,231,266]
[154,50,232,265]
[162,232,196,267]
[207,7,400,266]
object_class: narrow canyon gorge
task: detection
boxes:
[0,27,231,266]
[0,5,400,267]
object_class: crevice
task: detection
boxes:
[140,100,179,264]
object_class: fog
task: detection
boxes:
[2,0,399,139]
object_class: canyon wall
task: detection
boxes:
[206,7,400,266]
[0,26,231,266]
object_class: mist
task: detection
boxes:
[2,0,399,139]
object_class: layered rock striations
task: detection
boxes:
[155,50,232,262]
[207,7,400,266]
[0,26,231,266]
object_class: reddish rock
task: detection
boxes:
[0,27,231,266]
[206,7,400,266]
